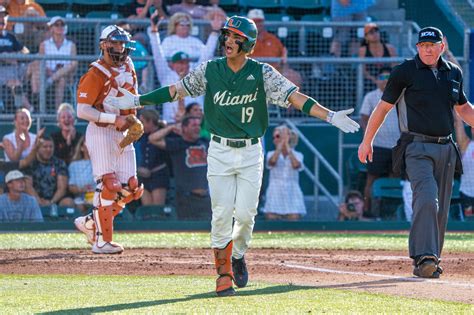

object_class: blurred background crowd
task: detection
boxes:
[0,0,472,223]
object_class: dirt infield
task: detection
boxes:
[1,248,473,304]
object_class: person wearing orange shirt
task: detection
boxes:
[247,9,287,69]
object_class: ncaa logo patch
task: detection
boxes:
[421,31,435,37]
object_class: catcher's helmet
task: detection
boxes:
[100,25,136,66]
[219,16,257,53]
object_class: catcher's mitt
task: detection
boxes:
[119,115,144,148]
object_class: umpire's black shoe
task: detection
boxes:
[232,256,248,288]
[413,256,438,278]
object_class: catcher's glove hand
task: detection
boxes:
[119,115,144,149]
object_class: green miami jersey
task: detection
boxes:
[179,57,298,139]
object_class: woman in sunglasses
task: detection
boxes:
[359,22,397,91]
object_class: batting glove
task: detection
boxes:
[104,87,141,110]
[327,108,360,133]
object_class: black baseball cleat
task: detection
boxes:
[216,287,236,297]
[232,256,248,288]
[413,256,438,278]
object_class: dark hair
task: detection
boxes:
[185,102,200,114]
[378,66,392,75]
[345,190,363,204]
[39,135,54,144]
[181,115,201,127]
[139,108,161,127]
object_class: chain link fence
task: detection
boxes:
[0,16,419,121]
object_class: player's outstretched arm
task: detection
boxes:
[104,85,180,110]
[288,91,360,133]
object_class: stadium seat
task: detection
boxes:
[112,0,133,5]
[281,0,324,9]
[37,0,71,4]
[371,177,403,219]
[346,151,367,192]
[72,0,112,4]
[45,10,73,18]
[301,13,327,22]
[135,205,177,221]
[219,0,239,5]
[57,206,79,219]
[85,11,123,19]
[114,208,134,221]
[239,0,281,9]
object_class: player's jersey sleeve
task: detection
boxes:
[179,61,208,98]
[262,63,298,108]
[77,69,104,105]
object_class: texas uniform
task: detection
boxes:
[177,57,297,258]
[75,25,143,254]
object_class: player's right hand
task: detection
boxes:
[328,108,360,133]
[114,115,129,130]
[104,87,141,110]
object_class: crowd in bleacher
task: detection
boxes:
[1,0,473,223]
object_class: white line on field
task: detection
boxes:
[283,263,474,289]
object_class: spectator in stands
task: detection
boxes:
[262,125,306,221]
[359,67,399,217]
[0,5,31,112]
[149,11,221,122]
[0,169,42,222]
[122,0,167,20]
[68,136,95,214]
[247,9,287,69]
[454,113,474,218]
[358,23,396,90]
[50,103,82,165]
[137,108,170,206]
[2,108,39,162]
[15,6,47,55]
[161,12,223,70]
[338,190,365,221]
[3,0,45,31]
[27,16,77,109]
[184,102,209,139]
[25,135,73,208]
[149,115,211,220]
[0,126,43,194]
[167,0,208,19]
[330,0,375,57]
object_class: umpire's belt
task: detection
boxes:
[212,135,259,148]
[411,133,452,144]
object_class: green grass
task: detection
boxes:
[1,275,472,314]
[1,232,474,252]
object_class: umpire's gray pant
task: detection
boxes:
[405,141,457,259]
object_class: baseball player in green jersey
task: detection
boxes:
[105,16,359,297]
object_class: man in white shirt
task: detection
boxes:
[359,67,400,217]
[148,12,221,123]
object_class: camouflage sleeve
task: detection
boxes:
[177,61,208,98]
[262,63,298,108]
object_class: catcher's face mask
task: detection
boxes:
[100,25,136,66]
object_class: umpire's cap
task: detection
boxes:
[417,27,443,44]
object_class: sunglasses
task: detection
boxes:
[366,28,379,35]
[378,74,390,80]
[177,21,190,26]
[53,23,65,27]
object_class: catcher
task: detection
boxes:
[73,25,144,254]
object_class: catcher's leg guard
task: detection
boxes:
[213,241,235,297]
[117,176,144,206]
[94,173,124,244]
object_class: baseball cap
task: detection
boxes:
[5,170,25,184]
[171,51,190,63]
[0,5,7,14]
[417,26,443,44]
[247,9,265,21]
[47,16,65,27]
[364,22,379,35]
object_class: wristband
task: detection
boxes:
[326,111,335,123]
[98,112,116,124]
[302,98,316,115]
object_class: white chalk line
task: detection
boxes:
[283,263,474,289]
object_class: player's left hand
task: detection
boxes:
[104,87,141,110]
[328,108,360,133]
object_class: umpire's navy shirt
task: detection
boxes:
[382,54,467,137]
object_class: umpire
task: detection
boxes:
[358,26,474,278]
